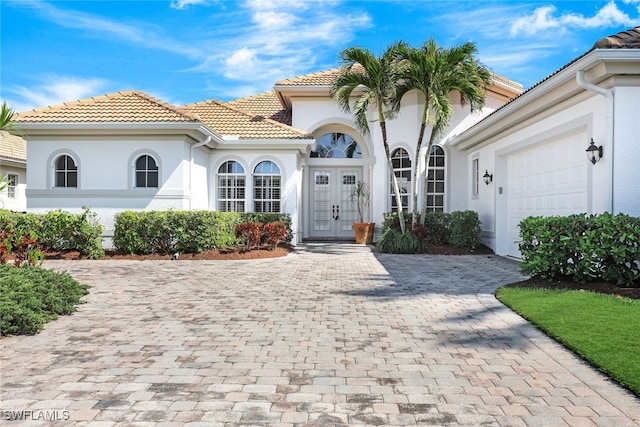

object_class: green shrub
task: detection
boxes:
[449,210,481,248]
[377,228,421,254]
[0,208,104,259]
[380,210,482,252]
[0,265,89,336]
[113,210,292,255]
[519,213,640,287]
[421,212,450,245]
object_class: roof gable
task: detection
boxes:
[227,91,292,126]
[14,91,199,123]
[184,100,311,140]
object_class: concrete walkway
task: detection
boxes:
[1,243,638,426]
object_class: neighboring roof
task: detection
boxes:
[0,131,26,163]
[184,100,311,140]
[14,91,200,123]
[227,91,291,126]
[593,26,640,48]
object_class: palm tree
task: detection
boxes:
[330,44,407,234]
[395,39,492,226]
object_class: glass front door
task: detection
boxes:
[310,168,361,239]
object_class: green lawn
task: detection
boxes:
[495,286,640,396]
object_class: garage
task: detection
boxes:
[504,133,589,257]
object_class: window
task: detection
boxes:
[472,157,479,198]
[425,146,445,212]
[135,155,159,188]
[218,161,245,212]
[390,148,411,212]
[6,174,17,199]
[311,133,362,158]
[54,155,77,188]
[253,161,281,213]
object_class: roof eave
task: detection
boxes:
[15,122,223,147]
[218,137,315,153]
[449,49,622,151]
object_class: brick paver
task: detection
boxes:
[1,243,638,426]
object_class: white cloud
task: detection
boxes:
[5,76,109,112]
[510,1,636,36]
[24,1,202,58]
[170,0,209,10]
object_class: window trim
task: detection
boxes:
[134,154,160,189]
[389,147,412,212]
[217,159,247,212]
[6,173,18,199]
[472,156,480,199]
[425,145,446,212]
[52,153,79,189]
[253,160,281,213]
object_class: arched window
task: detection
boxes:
[135,155,159,188]
[425,145,445,212]
[390,148,411,212]
[253,161,281,213]
[218,161,245,212]
[311,133,362,158]
[54,155,78,188]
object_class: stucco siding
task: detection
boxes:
[612,86,640,216]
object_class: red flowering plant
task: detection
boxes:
[263,221,287,250]
[0,227,43,268]
[235,222,262,252]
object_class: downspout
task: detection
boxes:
[576,70,614,213]
[189,136,212,210]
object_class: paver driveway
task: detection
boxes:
[1,243,639,426]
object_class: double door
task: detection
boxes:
[310,168,362,239]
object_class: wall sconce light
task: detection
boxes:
[483,169,493,185]
[586,138,603,165]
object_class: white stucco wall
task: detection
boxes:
[612,85,640,216]
[26,137,196,240]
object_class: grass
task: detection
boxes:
[496,286,640,396]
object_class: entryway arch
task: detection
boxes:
[304,124,372,240]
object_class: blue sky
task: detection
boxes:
[2,0,639,112]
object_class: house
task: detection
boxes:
[13,27,640,256]
[0,131,27,211]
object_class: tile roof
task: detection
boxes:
[0,131,27,162]
[14,91,199,123]
[275,68,344,86]
[227,91,291,125]
[184,100,311,139]
[593,26,640,48]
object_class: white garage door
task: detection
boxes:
[505,133,588,257]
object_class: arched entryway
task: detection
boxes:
[304,128,370,240]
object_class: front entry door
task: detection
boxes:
[310,168,361,239]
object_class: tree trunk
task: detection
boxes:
[380,119,406,234]
[412,120,428,227]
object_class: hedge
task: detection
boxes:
[378,210,482,253]
[113,210,293,255]
[0,207,104,259]
[519,213,640,287]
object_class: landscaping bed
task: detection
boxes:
[505,277,640,300]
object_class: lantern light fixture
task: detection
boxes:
[483,169,493,185]
[586,138,603,165]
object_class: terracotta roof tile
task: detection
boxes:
[184,100,311,140]
[227,91,292,125]
[0,131,26,162]
[14,91,199,123]
[275,68,345,86]
[593,26,640,48]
